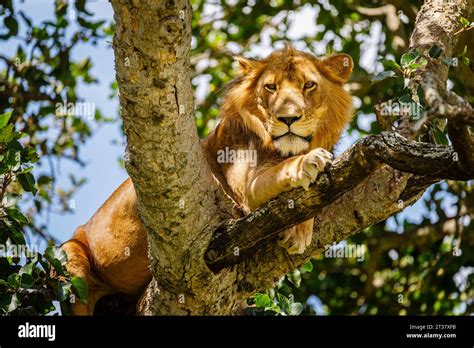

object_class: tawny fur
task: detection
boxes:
[62,45,353,315]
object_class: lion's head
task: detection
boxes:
[222,44,354,157]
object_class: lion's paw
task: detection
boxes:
[279,221,313,255]
[289,148,333,190]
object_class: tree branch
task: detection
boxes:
[205,131,473,272]
[354,4,408,52]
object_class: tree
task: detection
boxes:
[110,0,474,315]
[1,0,473,316]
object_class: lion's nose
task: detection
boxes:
[278,115,301,126]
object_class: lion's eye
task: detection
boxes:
[304,81,316,90]
[264,84,277,92]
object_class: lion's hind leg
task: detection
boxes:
[61,238,113,315]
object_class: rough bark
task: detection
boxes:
[111,0,226,314]
[110,0,474,315]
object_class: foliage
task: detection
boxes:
[0,0,107,314]
[0,0,114,240]
[248,261,313,315]
[0,111,88,315]
[1,0,472,315]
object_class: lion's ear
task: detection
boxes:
[319,54,353,84]
[234,56,263,74]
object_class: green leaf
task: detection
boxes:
[400,52,418,67]
[23,147,39,163]
[7,273,19,288]
[0,111,12,129]
[20,273,35,288]
[37,175,53,186]
[379,58,401,69]
[19,261,35,275]
[6,207,29,224]
[17,172,37,195]
[7,148,21,171]
[7,294,19,313]
[461,56,470,66]
[287,302,304,316]
[275,276,285,289]
[395,76,407,92]
[52,281,72,302]
[44,246,68,274]
[254,293,272,308]
[4,16,18,36]
[287,269,301,287]
[267,288,275,299]
[371,70,395,82]
[407,58,427,70]
[2,194,20,209]
[432,127,449,145]
[264,304,282,314]
[7,225,26,245]
[0,124,15,143]
[38,257,51,275]
[75,0,94,16]
[300,260,313,273]
[71,277,89,304]
[399,94,414,104]
[460,17,470,26]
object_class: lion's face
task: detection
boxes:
[256,54,326,157]
[232,46,353,157]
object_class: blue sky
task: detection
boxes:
[1,0,127,244]
[1,0,451,248]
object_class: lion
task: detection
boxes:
[61,44,353,315]
[204,44,353,252]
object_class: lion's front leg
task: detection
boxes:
[246,148,332,254]
[247,147,333,209]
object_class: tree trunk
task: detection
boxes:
[110,0,229,314]
[110,0,474,315]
